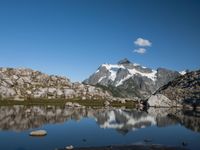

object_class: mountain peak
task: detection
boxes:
[84,59,181,99]
[117,58,131,65]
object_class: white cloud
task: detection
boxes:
[134,38,152,47]
[134,48,146,54]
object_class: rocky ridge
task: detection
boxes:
[148,70,200,107]
[0,67,111,100]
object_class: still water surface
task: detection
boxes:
[0,105,200,150]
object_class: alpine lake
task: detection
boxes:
[0,100,200,150]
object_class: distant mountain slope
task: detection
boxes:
[83,58,181,99]
[0,67,110,100]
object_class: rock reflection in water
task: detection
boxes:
[167,109,200,132]
[0,105,199,134]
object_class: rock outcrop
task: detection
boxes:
[83,59,180,99]
[0,67,111,100]
[147,94,177,107]
[148,70,200,107]
[29,130,47,136]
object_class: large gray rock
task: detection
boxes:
[0,86,16,98]
[32,88,48,98]
[29,130,47,136]
[64,89,75,98]
[148,94,177,107]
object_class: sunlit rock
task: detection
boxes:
[148,94,176,107]
[29,130,47,136]
[0,67,112,100]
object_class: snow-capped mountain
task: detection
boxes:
[179,70,187,75]
[83,58,180,99]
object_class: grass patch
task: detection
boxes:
[110,101,136,108]
[0,98,136,108]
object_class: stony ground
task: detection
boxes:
[0,67,111,100]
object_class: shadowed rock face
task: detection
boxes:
[0,67,111,100]
[156,70,200,100]
[0,106,199,134]
[83,59,180,99]
[148,70,200,107]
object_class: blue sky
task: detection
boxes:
[0,0,199,81]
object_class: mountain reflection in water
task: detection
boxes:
[0,105,199,134]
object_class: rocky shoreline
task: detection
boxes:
[58,144,189,150]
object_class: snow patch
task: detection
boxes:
[102,64,125,81]
[116,68,157,86]
[116,74,132,86]
[128,68,157,81]
[179,70,186,75]
[100,63,157,86]
[102,64,125,70]
[98,76,106,82]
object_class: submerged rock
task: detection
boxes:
[65,145,74,150]
[144,138,152,143]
